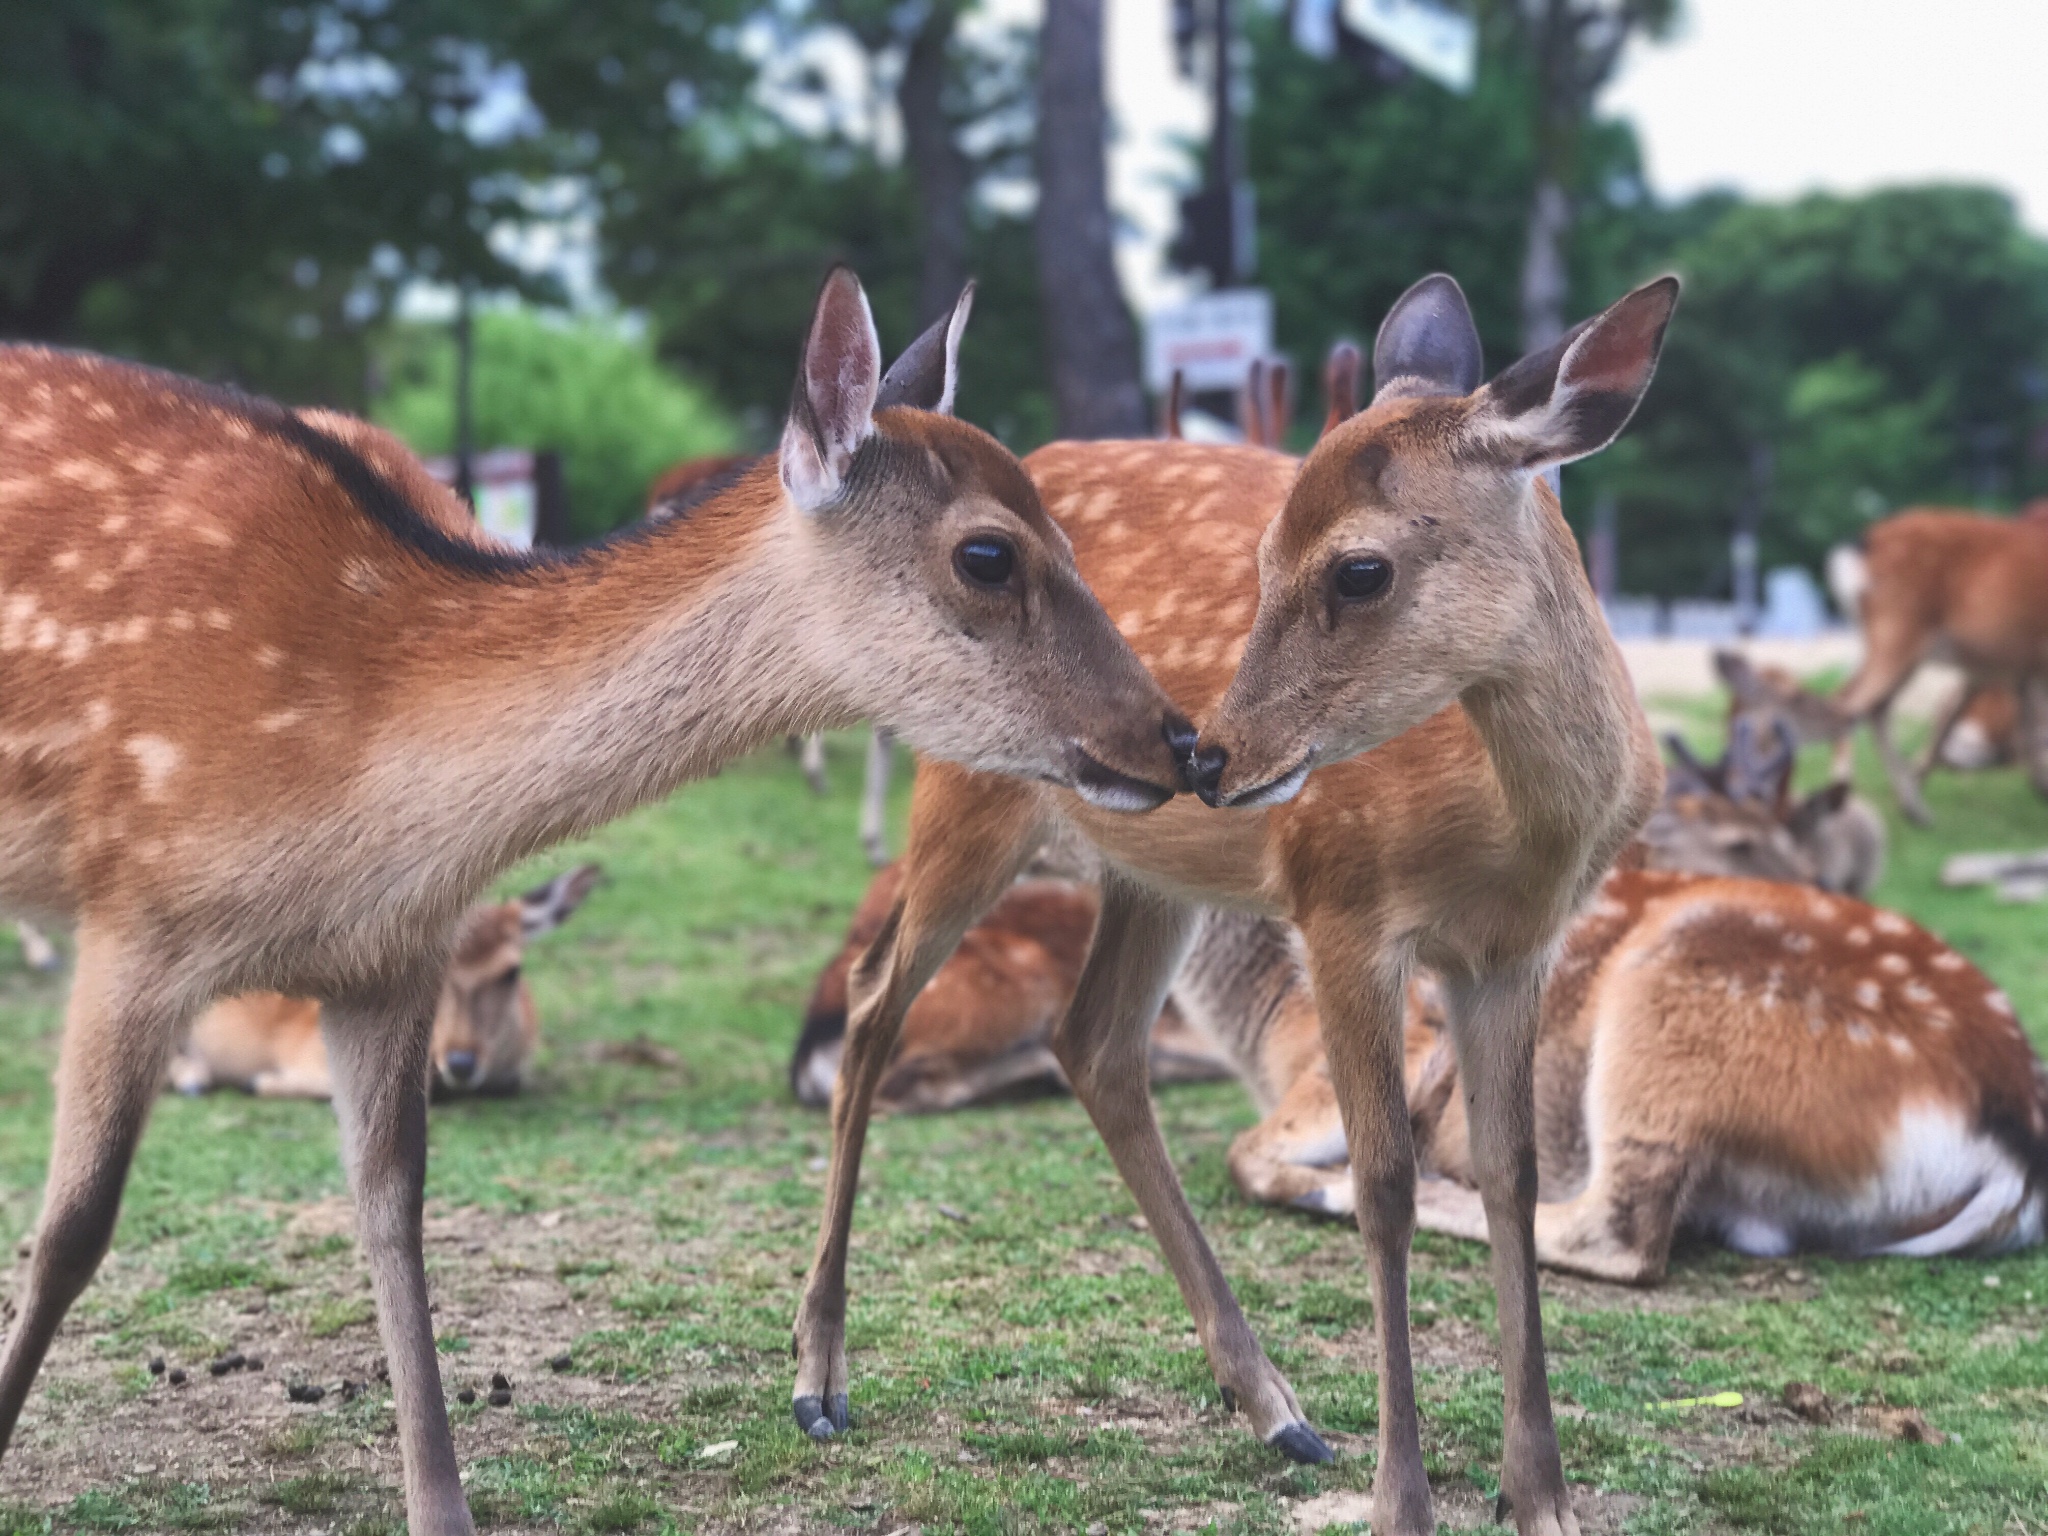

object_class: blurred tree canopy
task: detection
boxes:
[10,0,2048,576]
[1244,14,2048,596]
[373,308,736,539]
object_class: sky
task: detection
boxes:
[1604,0,2048,234]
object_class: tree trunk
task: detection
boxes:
[1035,0,1149,437]
[896,3,972,327]
[1520,175,1572,355]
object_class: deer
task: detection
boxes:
[167,865,600,1099]
[1831,509,2048,822]
[793,271,1681,1536]
[791,819,2038,1286]
[650,455,897,855]
[788,728,1884,1114]
[790,855,1230,1113]
[0,268,1192,1536]
[1217,867,2048,1279]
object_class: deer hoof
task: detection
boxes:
[793,1392,849,1440]
[1266,1421,1335,1464]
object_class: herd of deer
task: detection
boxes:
[2,263,2044,1536]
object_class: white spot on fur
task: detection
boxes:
[1925,1006,1954,1031]
[1877,954,1911,976]
[1930,951,1964,971]
[1846,926,1872,947]
[1887,1033,1914,1059]
[124,734,182,798]
[1855,980,1883,1009]
[1902,981,1935,1006]
[256,645,283,669]
[1846,1021,1873,1045]
[51,550,80,573]
[84,700,113,732]
[167,610,194,633]
[99,512,129,534]
[256,711,302,734]
[1872,912,1910,936]
[58,627,92,663]
[204,608,231,630]
[1751,910,1783,931]
[1783,931,1814,954]
[1987,991,2014,1017]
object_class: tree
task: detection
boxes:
[1034,0,1148,437]
[0,0,565,404]
[1487,0,1677,351]
[375,306,736,539]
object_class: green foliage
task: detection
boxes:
[0,0,552,403]
[1601,185,2048,592]
[373,307,736,538]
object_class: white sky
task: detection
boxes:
[1605,0,2048,233]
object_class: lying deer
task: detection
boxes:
[796,273,1679,1536]
[1659,713,1886,897]
[0,270,1191,1536]
[1832,509,2048,822]
[790,733,1880,1110]
[168,866,599,1099]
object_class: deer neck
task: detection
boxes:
[1457,504,1653,875]
[359,473,844,885]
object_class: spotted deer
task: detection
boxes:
[0,270,1190,1536]
[795,273,1679,1536]
[168,865,600,1099]
[1832,509,2048,822]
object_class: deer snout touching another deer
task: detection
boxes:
[0,268,1183,1536]
[168,866,599,1100]
[795,271,1678,1536]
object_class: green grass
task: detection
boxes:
[3,722,2047,1533]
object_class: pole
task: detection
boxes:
[453,280,476,512]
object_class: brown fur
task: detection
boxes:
[793,277,1680,1535]
[1835,508,2048,820]
[0,274,1186,1536]
[169,866,599,1099]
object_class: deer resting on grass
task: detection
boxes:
[794,273,1680,1536]
[0,270,1191,1536]
[168,865,600,1099]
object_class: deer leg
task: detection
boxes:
[1306,930,1432,1535]
[1,926,188,1458]
[859,728,894,867]
[1442,962,1578,1536]
[1869,701,1933,825]
[800,732,830,796]
[321,969,472,1536]
[1226,1064,1354,1218]
[1051,872,1328,1462]
[1915,680,1980,783]
[793,769,1043,1439]
[2021,676,2048,801]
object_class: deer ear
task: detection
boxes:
[1372,274,1483,403]
[1476,275,1678,469]
[1661,732,1723,797]
[780,267,882,510]
[517,863,603,940]
[1321,340,1361,436]
[1725,714,1795,809]
[875,281,976,415]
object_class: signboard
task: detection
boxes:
[424,448,537,549]
[1341,0,1477,93]
[1144,288,1273,393]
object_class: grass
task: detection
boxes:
[2,718,2047,1534]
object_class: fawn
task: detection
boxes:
[1831,509,2048,821]
[0,270,1189,1535]
[795,273,1678,1536]
[168,865,600,1099]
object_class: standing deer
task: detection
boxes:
[0,270,1190,1536]
[795,273,1679,1536]
[168,865,601,1099]
[1831,509,2048,822]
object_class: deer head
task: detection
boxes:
[1190,273,1677,805]
[786,270,1190,809]
[430,864,602,1094]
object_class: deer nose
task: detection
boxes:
[443,1050,478,1082]
[1186,743,1229,806]
[1163,712,1198,768]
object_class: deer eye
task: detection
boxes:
[497,965,522,989]
[954,536,1015,588]
[1332,555,1392,602]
